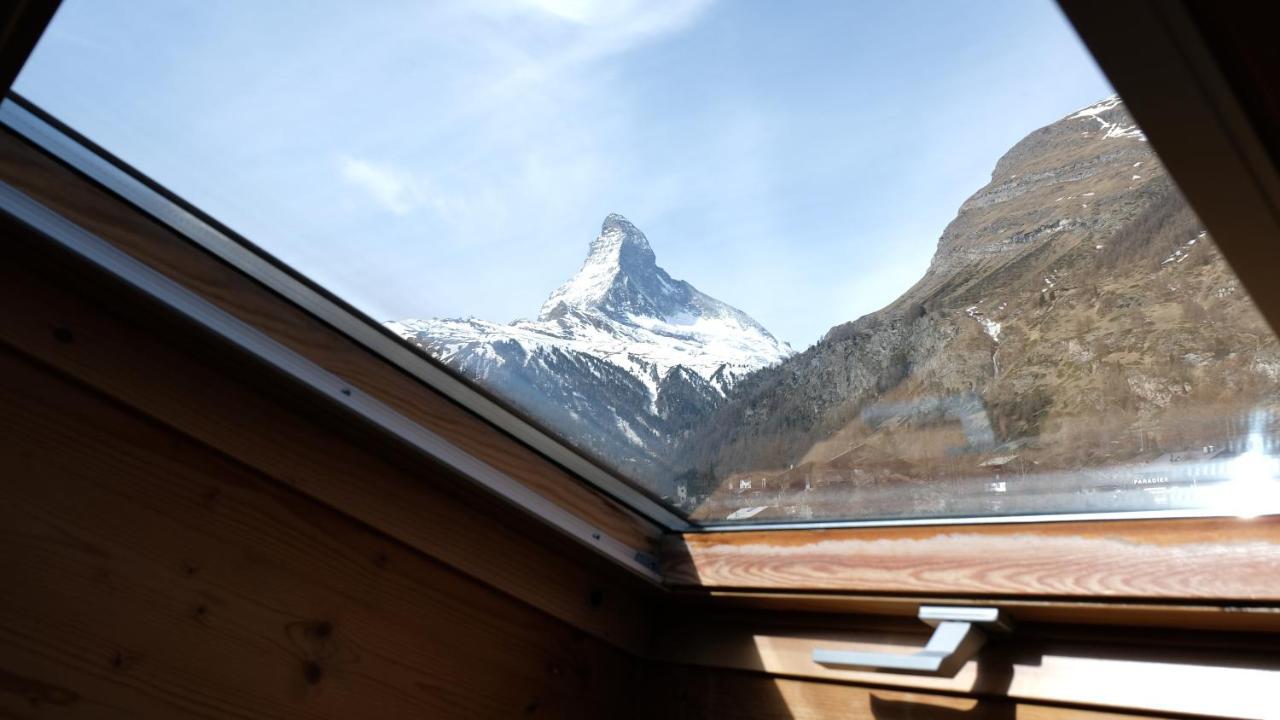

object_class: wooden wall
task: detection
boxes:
[0,348,643,718]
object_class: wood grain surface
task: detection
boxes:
[0,346,635,718]
[670,590,1280,634]
[663,517,1280,600]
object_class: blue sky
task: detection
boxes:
[16,0,1113,347]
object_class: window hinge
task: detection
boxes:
[632,551,660,575]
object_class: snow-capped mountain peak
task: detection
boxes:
[538,214,787,353]
[539,212,658,320]
[387,214,793,492]
[539,212,705,323]
[396,213,791,386]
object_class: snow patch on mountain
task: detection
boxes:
[1071,95,1146,141]
[965,305,1001,343]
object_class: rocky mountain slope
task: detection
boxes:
[673,96,1280,521]
[388,213,792,493]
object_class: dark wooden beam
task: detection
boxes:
[0,0,58,94]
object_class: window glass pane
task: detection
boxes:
[17,0,1280,525]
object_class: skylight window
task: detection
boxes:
[15,0,1280,526]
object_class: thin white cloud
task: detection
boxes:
[519,0,713,36]
[339,156,425,216]
[331,1,717,228]
[442,0,716,100]
[337,154,511,238]
[518,0,716,65]
[518,0,607,24]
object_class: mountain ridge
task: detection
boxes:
[671,95,1280,520]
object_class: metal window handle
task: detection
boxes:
[812,606,1010,677]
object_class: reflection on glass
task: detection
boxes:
[15,0,1280,525]
[1211,411,1280,518]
